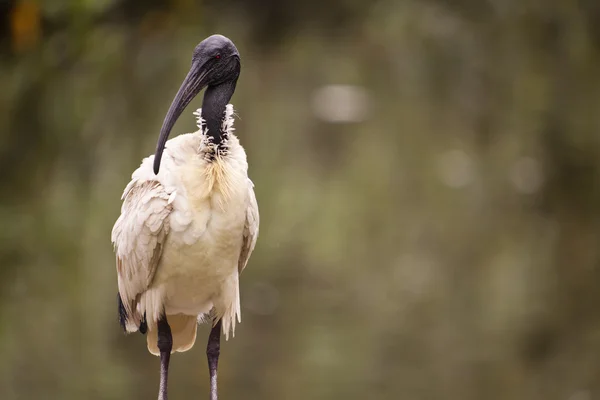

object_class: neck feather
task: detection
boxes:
[201,81,236,146]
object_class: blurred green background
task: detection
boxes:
[2,1,600,399]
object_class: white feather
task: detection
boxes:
[112,104,259,350]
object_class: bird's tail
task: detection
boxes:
[146,314,198,356]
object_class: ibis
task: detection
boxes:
[111,34,259,400]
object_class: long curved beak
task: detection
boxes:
[153,61,208,174]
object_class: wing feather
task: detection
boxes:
[111,179,173,331]
[238,179,259,275]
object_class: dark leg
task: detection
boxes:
[157,316,173,400]
[207,319,222,400]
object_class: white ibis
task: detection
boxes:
[111,34,259,400]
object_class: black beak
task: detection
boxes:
[153,61,208,174]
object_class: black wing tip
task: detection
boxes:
[117,292,147,335]
[117,293,128,332]
[139,316,148,335]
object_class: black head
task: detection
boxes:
[153,34,241,174]
[192,35,240,86]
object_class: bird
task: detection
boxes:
[111,34,259,400]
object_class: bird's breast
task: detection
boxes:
[155,150,250,315]
[165,141,249,262]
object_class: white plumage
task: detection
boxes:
[111,104,259,355]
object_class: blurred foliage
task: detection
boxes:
[1,0,600,399]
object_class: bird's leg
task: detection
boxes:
[157,316,173,400]
[207,319,222,400]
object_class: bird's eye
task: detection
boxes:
[215,54,221,60]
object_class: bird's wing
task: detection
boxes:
[111,179,173,328]
[238,179,259,274]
